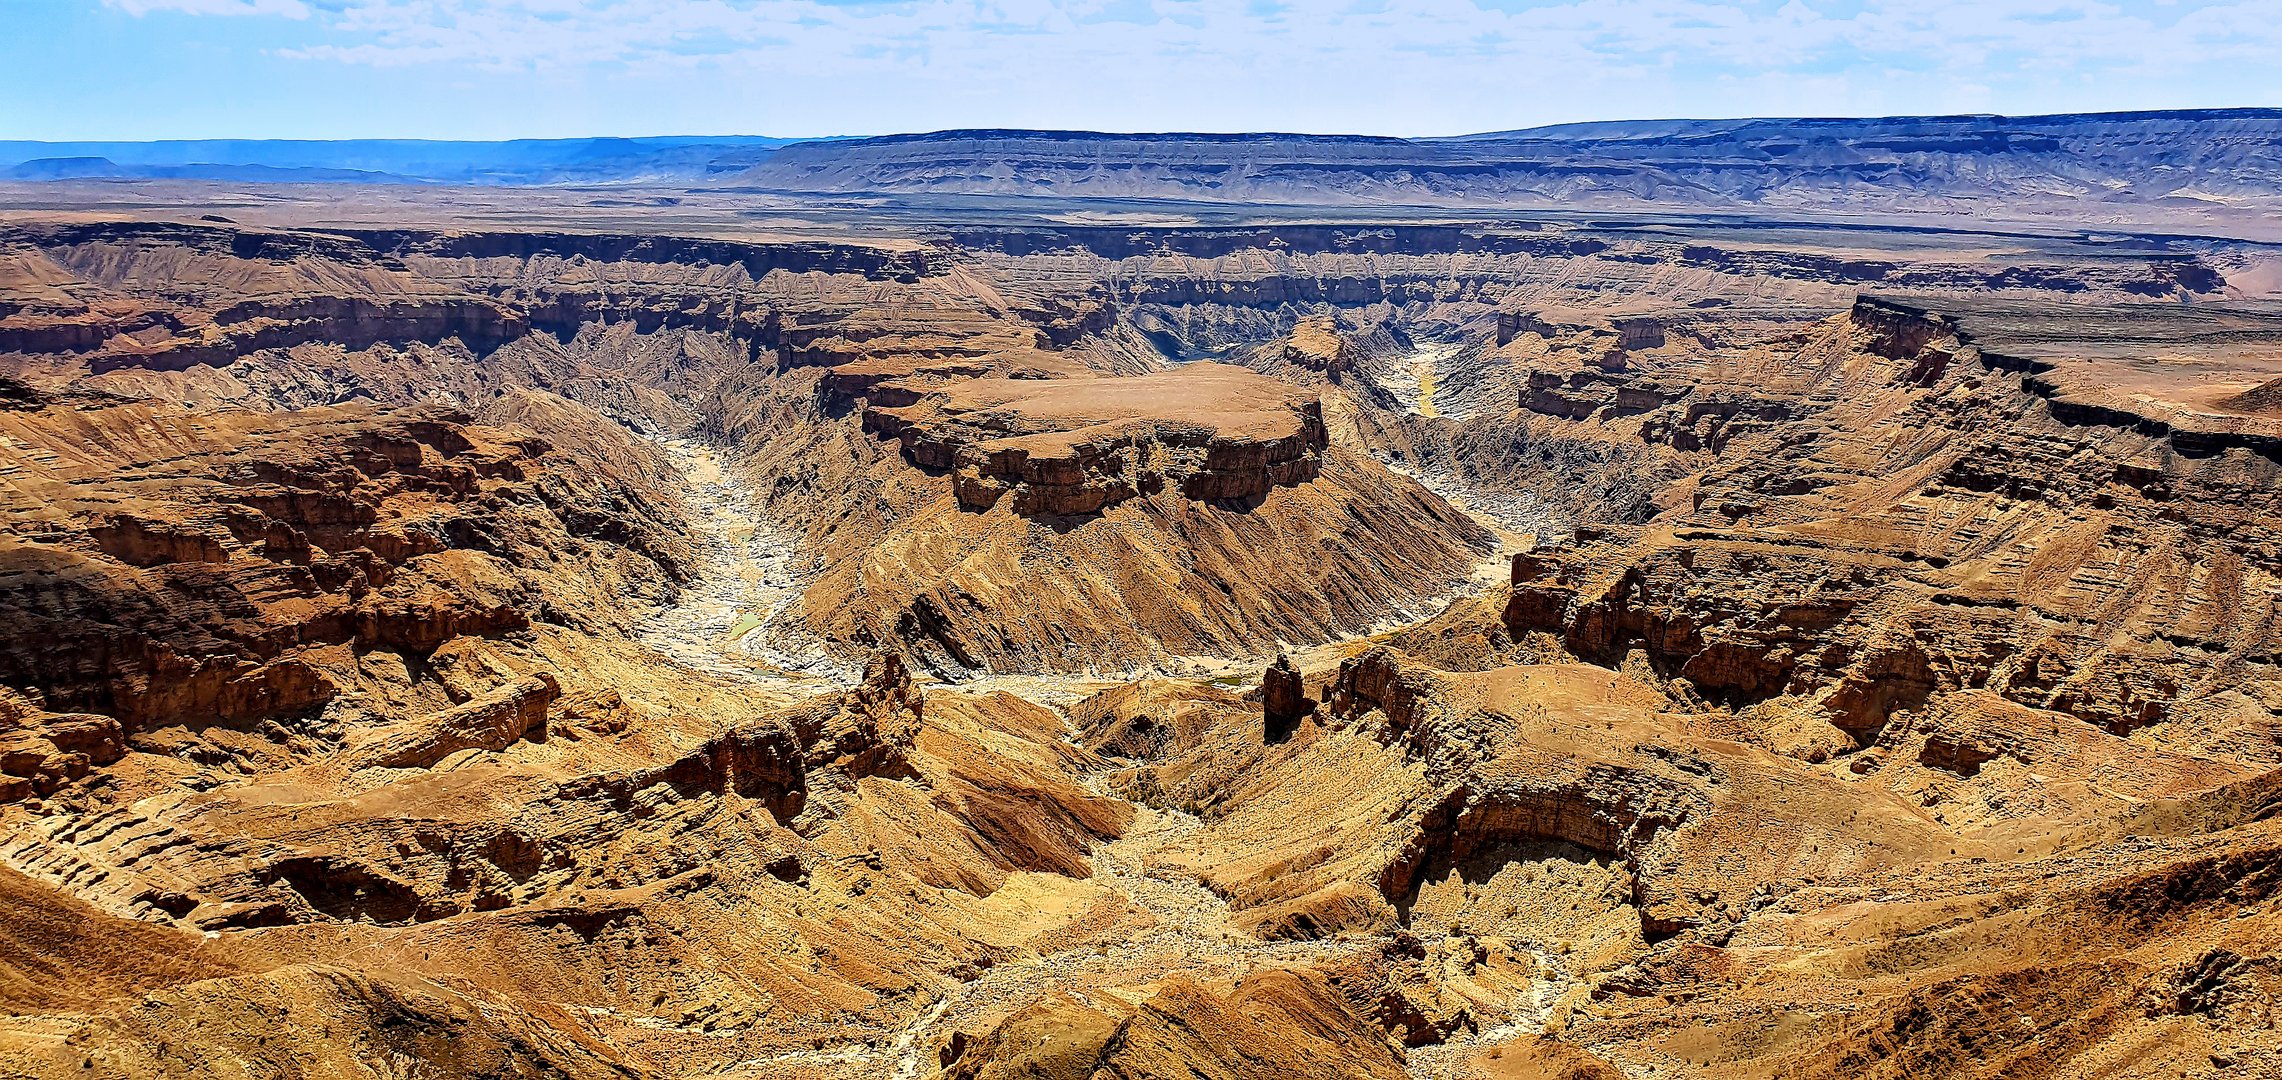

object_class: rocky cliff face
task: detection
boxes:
[1478,293,2282,744]
[0,397,687,747]
[867,363,1328,516]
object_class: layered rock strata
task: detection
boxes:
[1,208,2278,1080]
[866,363,1328,516]
[0,397,686,750]
[1476,295,2282,746]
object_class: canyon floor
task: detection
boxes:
[1,180,2280,1079]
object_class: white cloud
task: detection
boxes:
[199,0,2282,78]
[81,0,2282,133]
[107,0,310,16]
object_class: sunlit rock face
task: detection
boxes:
[867,363,1327,515]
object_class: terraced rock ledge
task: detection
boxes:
[865,362,1328,516]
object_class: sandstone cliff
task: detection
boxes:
[866,363,1328,516]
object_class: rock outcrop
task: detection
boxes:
[1479,294,2282,745]
[0,690,125,804]
[867,363,1328,516]
[1262,654,1315,743]
[1278,314,1359,375]
[939,971,1408,1080]
[344,672,560,770]
[0,399,686,740]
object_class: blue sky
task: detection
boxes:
[3,0,2279,139]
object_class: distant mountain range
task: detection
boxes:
[0,136,798,186]
[729,110,2282,213]
[9,110,2281,215]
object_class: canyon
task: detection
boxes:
[1,121,2281,1079]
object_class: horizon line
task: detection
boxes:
[8,104,2282,146]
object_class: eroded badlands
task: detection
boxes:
[0,201,2279,1079]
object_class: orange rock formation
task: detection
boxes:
[0,203,2277,1079]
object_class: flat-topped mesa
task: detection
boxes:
[1853,296,2282,457]
[1497,306,1664,344]
[1498,308,1597,346]
[1280,314,1357,375]
[827,344,1086,410]
[1514,297,1979,429]
[867,362,1328,516]
[1497,305,1675,381]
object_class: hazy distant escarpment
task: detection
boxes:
[10,110,2282,222]
[730,109,2282,213]
[0,135,797,186]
